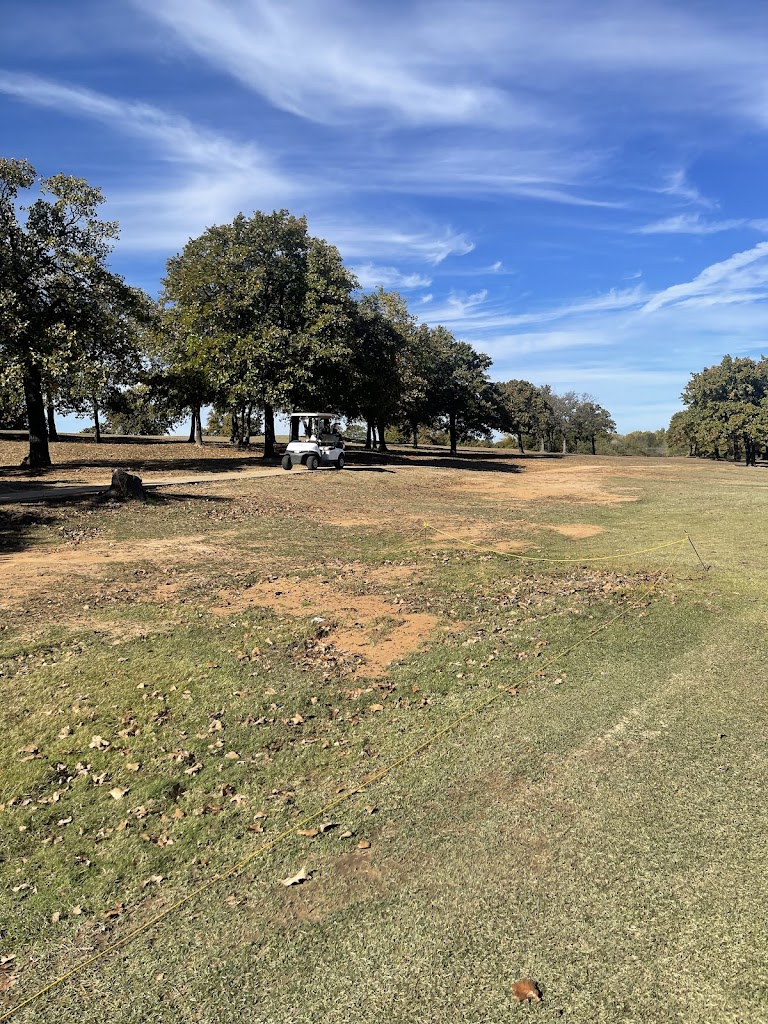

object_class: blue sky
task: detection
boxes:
[4,0,768,432]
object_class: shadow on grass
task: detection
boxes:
[0,507,57,555]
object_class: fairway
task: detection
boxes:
[1,447,766,1023]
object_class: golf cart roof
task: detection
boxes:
[289,412,338,418]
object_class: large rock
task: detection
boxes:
[106,469,147,501]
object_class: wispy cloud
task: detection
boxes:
[129,0,515,127]
[642,242,768,313]
[351,264,432,290]
[657,169,716,209]
[635,213,745,235]
[313,221,474,266]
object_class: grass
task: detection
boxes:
[0,451,766,1022]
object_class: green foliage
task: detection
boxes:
[0,158,149,464]
[678,354,768,463]
[101,384,180,437]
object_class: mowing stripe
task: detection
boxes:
[0,538,689,1022]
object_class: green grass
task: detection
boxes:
[1,457,767,1022]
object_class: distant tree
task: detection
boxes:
[681,355,768,464]
[101,383,180,437]
[0,158,142,466]
[573,397,616,455]
[496,379,552,453]
[349,289,411,451]
[429,330,495,455]
[666,411,695,455]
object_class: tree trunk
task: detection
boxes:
[22,363,51,468]
[539,436,545,453]
[411,419,419,448]
[517,431,525,455]
[263,403,276,459]
[194,407,203,446]
[365,421,372,450]
[591,435,596,456]
[377,422,388,452]
[562,435,567,454]
[188,409,197,443]
[245,405,252,445]
[46,394,58,441]
[93,399,101,444]
[449,410,457,456]
[713,446,720,461]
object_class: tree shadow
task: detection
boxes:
[0,507,57,555]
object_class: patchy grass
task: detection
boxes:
[1,455,766,1022]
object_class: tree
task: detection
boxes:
[681,355,768,464]
[573,396,616,455]
[0,158,141,467]
[348,289,411,451]
[496,379,552,454]
[101,383,180,437]
[429,330,495,455]
[0,363,27,429]
[162,210,357,459]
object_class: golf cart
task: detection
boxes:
[281,412,345,470]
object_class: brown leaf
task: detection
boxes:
[281,867,310,887]
[125,762,141,772]
[140,875,164,888]
[88,736,109,750]
[224,751,240,760]
[512,979,542,1003]
[109,787,129,800]
[357,839,371,850]
[298,828,320,838]
[369,704,384,713]
[339,830,353,839]
[364,805,377,815]
[184,761,204,775]
[18,744,39,754]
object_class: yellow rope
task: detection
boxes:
[423,522,689,563]
[0,540,687,1022]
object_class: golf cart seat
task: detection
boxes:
[320,432,343,446]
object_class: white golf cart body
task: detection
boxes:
[282,413,345,470]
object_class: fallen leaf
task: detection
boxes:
[89,736,109,750]
[357,839,371,850]
[17,744,39,755]
[512,979,542,1003]
[224,751,240,760]
[70,905,83,916]
[369,704,384,713]
[281,867,310,887]
[109,787,129,800]
[140,875,164,888]
[184,762,203,776]
[364,805,377,815]
[339,830,353,839]
[50,912,61,923]
[56,816,73,826]
[298,828,319,838]
[125,763,141,772]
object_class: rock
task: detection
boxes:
[106,469,147,501]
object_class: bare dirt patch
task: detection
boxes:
[456,461,639,505]
[213,567,438,677]
[0,535,221,608]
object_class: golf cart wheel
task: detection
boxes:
[335,454,345,470]
[306,454,319,471]
[281,455,293,471]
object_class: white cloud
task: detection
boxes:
[642,242,768,313]
[312,221,474,266]
[657,169,716,209]
[129,0,514,127]
[351,264,432,290]
[635,213,744,235]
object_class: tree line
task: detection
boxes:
[1,159,617,467]
[668,354,768,465]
